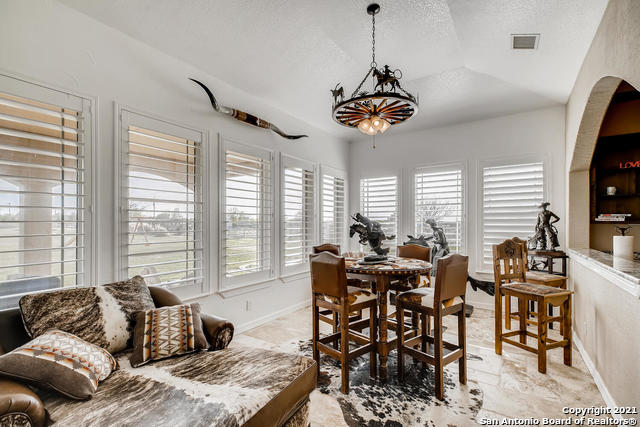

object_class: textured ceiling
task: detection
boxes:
[58,0,609,139]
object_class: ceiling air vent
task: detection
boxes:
[511,34,539,49]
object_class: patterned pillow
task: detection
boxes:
[0,330,116,400]
[130,303,209,368]
[19,276,156,354]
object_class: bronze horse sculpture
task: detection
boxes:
[350,213,395,259]
[189,78,307,140]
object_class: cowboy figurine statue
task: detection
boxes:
[533,202,560,250]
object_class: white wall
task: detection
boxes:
[0,0,349,330]
[348,106,566,308]
[564,0,640,410]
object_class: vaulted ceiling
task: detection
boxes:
[59,0,609,138]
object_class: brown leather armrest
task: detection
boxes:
[149,286,234,350]
[201,313,234,351]
[0,379,46,427]
[149,285,183,307]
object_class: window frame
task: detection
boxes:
[218,136,275,292]
[358,174,401,255]
[0,72,96,306]
[411,162,466,254]
[477,155,548,273]
[319,165,348,250]
[115,104,209,299]
[279,154,317,277]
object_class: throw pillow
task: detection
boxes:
[19,276,156,354]
[130,303,209,367]
[0,329,116,400]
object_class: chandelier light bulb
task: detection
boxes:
[379,118,391,133]
[358,118,373,135]
[370,115,383,131]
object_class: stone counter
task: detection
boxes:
[567,248,640,297]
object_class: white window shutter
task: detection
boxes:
[281,154,315,275]
[221,140,273,287]
[0,88,89,309]
[320,167,346,248]
[360,176,398,253]
[120,111,204,291]
[481,162,544,270]
[415,166,464,252]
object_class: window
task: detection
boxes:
[415,166,464,252]
[360,176,398,253]
[480,161,544,270]
[320,166,346,248]
[0,82,91,309]
[220,139,273,288]
[281,154,315,275]
[119,110,204,292]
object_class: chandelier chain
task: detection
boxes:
[371,12,377,68]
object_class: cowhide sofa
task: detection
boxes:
[0,285,317,427]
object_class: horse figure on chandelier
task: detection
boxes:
[372,65,401,92]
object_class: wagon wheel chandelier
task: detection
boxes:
[331,3,418,139]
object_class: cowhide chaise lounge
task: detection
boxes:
[0,285,317,427]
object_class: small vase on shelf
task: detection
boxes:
[613,225,634,261]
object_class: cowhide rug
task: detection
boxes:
[295,339,484,427]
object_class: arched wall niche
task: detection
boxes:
[566,76,640,248]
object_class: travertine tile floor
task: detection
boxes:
[239,306,607,426]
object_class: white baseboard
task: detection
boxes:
[236,298,311,334]
[573,332,620,419]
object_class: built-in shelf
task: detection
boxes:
[590,132,640,225]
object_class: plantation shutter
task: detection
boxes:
[281,154,315,275]
[120,111,204,291]
[481,162,544,270]
[0,85,90,310]
[320,167,346,248]
[360,176,398,254]
[221,140,273,287]
[415,166,464,252]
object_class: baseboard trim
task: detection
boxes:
[236,298,311,334]
[573,332,620,418]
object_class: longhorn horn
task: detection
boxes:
[189,78,307,140]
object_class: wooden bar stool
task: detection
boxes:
[397,244,432,286]
[493,239,573,373]
[396,254,469,400]
[310,252,378,394]
[512,237,567,332]
[312,244,368,346]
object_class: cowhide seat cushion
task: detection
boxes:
[397,287,462,308]
[322,286,376,306]
[38,344,316,427]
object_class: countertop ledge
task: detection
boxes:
[568,248,640,297]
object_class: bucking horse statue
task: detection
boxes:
[350,212,395,261]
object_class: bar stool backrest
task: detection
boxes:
[397,244,431,262]
[492,239,527,285]
[434,253,469,303]
[312,243,340,256]
[511,237,529,272]
[309,252,348,299]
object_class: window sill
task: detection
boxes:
[217,279,273,299]
[279,271,310,283]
